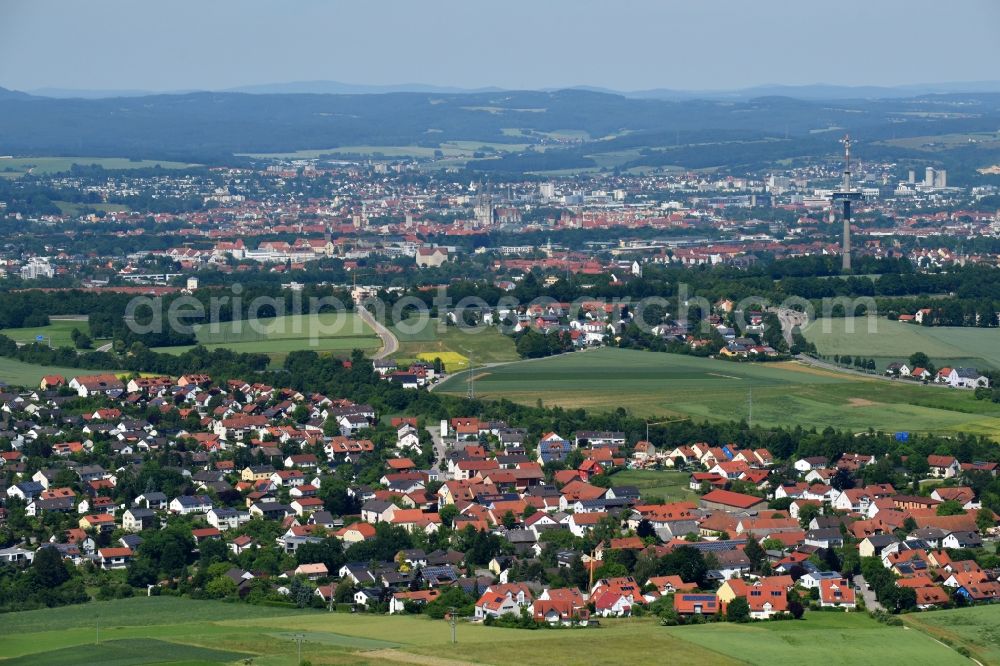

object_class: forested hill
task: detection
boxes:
[2,87,1000,176]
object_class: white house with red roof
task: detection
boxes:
[927,455,960,478]
[819,578,856,609]
[474,583,533,619]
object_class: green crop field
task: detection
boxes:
[0,156,200,178]
[883,130,1000,151]
[1,317,93,348]
[53,200,130,216]
[608,469,698,502]
[153,313,381,361]
[0,357,116,388]
[0,597,974,666]
[240,140,527,162]
[392,318,520,371]
[1,639,249,666]
[672,612,966,666]
[903,604,1000,664]
[436,347,1000,435]
[803,316,1000,370]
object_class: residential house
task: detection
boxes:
[122,507,157,532]
[674,593,719,616]
[927,455,960,479]
[98,547,133,570]
[474,583,533,619]
[169,495,213,515]
[819,579,856,609]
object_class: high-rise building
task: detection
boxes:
[925,166,935,187]
[767,175,791,194]
[933,169,947,189]
[908,169,915,184]
[20,258,54,280]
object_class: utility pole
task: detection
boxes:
[449,607,457,644]
[588,546,597,593]
[748,385,753,428]
[468,353,474,400]
[462,348,475,400]
[292,633,304,665]
[96,614,100,645]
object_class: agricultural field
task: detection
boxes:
[903,604,1000,665]
[0,357,115,388]
[153,313,381,362]
[0,156,200,178]
[392,318,519,372]
[0,597,973,666]
[435,347,1000,435]
[240,140,528,162]
[608,469,697,502]
[672,612,966,666]
[802,316,1000,371]
[53,200,130,216]
[0,317,93,348]
[882,130,1000,152]
[1,639,249,666]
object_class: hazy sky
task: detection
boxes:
[1,0,998,92]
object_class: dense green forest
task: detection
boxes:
[2,88,1000,182]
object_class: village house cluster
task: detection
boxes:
[1,366,999,625]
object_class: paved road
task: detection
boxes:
[794,353,955,388]
[357,305,398,360]
[426,424,450,468]
[854,575,883,611]
[427,361,505,393]
[428,346,600,393]
[770,306,809,347]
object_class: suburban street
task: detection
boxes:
[426,424,450,468]
[854,575,883,611]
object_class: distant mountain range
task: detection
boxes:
[2,84,999,181]
[16,79,1000,101]
[0,87,36,101]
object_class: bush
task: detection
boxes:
[869,609,902,626]
[484,610,539,630]
[726,597,751,623]
[259,600,298,609]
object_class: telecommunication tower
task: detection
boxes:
[832,135,863,272]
